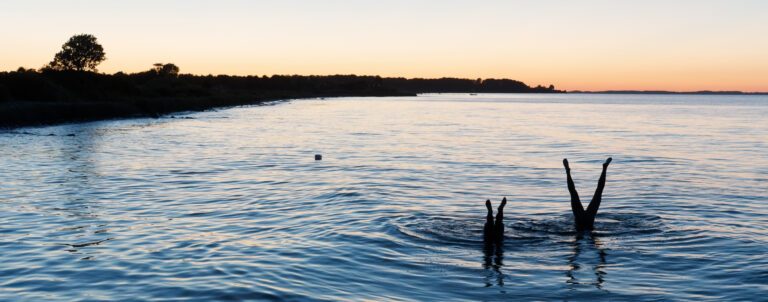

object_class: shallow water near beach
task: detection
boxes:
[1,93,767,301]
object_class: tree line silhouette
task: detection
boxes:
[0,34,561,127]
[384,77,557,93]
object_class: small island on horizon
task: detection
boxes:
[2,34,765,129]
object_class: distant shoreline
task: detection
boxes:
[0,93,405,130]
[0,71,560,129]
[568,90,768,95]
[4,69,764,129]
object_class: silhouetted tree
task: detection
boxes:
[152,63,180,77]
[46,34,106,72]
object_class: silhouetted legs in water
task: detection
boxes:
[483,197,506,286]
[563,157,612,231]
[484,197,507,242]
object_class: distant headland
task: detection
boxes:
[0,71,562,128]
[0,34,560,128]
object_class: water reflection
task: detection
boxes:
[60,128,101,219]
[482,236,505,287]
[566,232,607,290]
[52,125,112,257]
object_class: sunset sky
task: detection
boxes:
[2,0,767,91]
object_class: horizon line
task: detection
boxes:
[6,68,768,94]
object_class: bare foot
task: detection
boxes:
[500,197,507,208]
[563,158,570,171]
[604,157,612,167]
[485,199,492,211]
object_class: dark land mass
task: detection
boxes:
[0,70,560,128]
[569,90,768,95]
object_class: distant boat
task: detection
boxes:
[469,93,477,96]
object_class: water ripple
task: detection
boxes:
[1,94,767,301]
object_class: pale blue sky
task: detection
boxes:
[2,0,767,90]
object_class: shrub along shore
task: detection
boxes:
[0,70,561,128]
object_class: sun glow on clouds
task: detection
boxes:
[1,0,767,91]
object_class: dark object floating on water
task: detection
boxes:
[315,154,322,160]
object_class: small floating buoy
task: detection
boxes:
[315,154,322,160]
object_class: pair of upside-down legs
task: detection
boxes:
[565,157,612,231]
[483,157,612,239]
[484,197,506,242]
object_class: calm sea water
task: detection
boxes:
[1,94,767,301]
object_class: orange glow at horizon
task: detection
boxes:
[2,0,767,92]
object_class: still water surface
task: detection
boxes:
[1,94,767,301]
